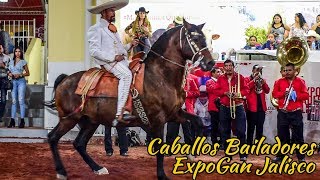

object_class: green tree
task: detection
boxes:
[245,25,268,45]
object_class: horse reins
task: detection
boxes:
[136,39,185,68]
[137,26,207,69]
[137,26,209,89]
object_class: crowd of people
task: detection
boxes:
[171,59,308,162]
[0,29,29,128]
[0,44,30,128]
[1,1,315,163]
[244,13,320,50]
[85,0,313,161]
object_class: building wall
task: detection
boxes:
[48,0,85,63]
[45,0,88,129]
[46,0,86,87]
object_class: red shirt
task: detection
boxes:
[245,76,270,112]
[272,77,308,112]
[193,67,211,77]
[184,74,200,114]
[206,77,219,112]
[215,73,249,107]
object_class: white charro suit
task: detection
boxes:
[88,18,132,116]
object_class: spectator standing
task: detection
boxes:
[288,13,309,39]
[268,14,290,43]
[0,44,10,123]
[7,47,30,128]
[104,126,129,156]
[311,14,320,36]
[0,22,14,55]
[194,91,211,137]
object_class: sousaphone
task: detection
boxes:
[271,36,309,107]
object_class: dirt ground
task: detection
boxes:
[0,142,320,180]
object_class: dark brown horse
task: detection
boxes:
[47,19,214,180]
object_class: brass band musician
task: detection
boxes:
[215,59,249,161]
[245,65,270,145]
[272,63,309,163]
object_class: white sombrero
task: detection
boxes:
[88,0,129,14]
[306,30,320,40]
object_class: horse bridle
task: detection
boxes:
[138,26,209,88]
[179,26,207,68]
[138,26,208,68]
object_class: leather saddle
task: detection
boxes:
[75,58,144,98]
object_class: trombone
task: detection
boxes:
[229,65,243,119]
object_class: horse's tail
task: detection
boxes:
[43,74,68,109]
[53,74,68,91]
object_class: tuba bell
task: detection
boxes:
[271,36,309,107]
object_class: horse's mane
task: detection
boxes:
[146,26,181,61]
[145,24,205,62]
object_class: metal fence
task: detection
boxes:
[0,19,36,52]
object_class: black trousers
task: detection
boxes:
[104,126,128,154]
[220,105,247,158]
[0,88,7,120]
[209,111,220,144]
[246,110,265,145]
[166,121,194,145]
[277,110,304,160]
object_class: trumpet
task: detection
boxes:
[253,66,264,94]
[229,65,243,119]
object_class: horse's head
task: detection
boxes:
[180,19,215,71]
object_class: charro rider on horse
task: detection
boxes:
[87,0,138,126]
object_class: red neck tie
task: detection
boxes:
[108,23,117,33]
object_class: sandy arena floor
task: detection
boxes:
[0,143,319,179]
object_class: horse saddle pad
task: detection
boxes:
[75,60,144,98]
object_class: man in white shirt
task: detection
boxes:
[87,0,138,126]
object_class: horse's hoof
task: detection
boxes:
[187,154,195,162]
[56,174,67,180]
[94,167,109,175]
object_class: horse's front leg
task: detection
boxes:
[73,120,108,175]
[151,124,169,180]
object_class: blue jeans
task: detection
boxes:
[11,78,26,118]
[133,37,151,54]
[220,105,247,157]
